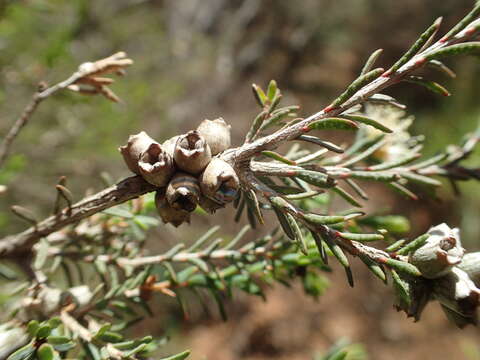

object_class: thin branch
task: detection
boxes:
[0,52,132,169]
[0,74,82,169]
[0,176,155,257]
[222,24,480,166]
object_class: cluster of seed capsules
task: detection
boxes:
[119,118,238,226]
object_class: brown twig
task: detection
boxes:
[0,52,132,169]
[0,75,81,169]
[0,176,155,257]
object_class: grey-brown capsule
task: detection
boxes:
[155,190,191,227]
[458,252,480,288]
[199,195,225,214]
[409,223,464,279]
[196,118,231,155]
[432,267,480,323]
[173,131,212,174]
[200,158,239,206]
[119,131,157,174]
[138,143,175,187]
[166,172,200,212]
[162,135,180,158]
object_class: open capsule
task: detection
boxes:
[197,118,231,155]
[200,158,239,206]
[173,131,212,174]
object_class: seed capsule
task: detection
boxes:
[199,195,225,214]
[409,223,464,279]
[173,131,212,174]
[196,118,231,155]
[200,158,239,206]
[155,190,191,227]
[162,135,180,158]
[119,131,157,174]
[166,172,200,212]
[138,143,175,187]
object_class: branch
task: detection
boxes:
[0,52,133,169]
[223,20,480,166]
[1,12,479,266]
[0,176,155,257]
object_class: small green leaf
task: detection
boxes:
[388,17,442,74]
[47,335,71,345]
[297,135,344,153]
[296,170,333,188]
[245,110,268,142]
[308,118,358,131]
[358,215,410,234]
[311,231,328,264]
[261,151,296,165]
[328,350,348,360]
[267,79,278,100]
[27,320,39,337]
[360,255,387,283]
[188,226,220,251]
[385,258,421,277]
[440,4,480,41]
[245,190,264,225]
[160,350,191,360]
[328,68,384,108]
[406,76,450,97]
[6,342,35,360]
[349,170,397,182]
[102,206,133,218]
[252,84,267,106]
[93,323,112,338]
[36,325,52,339]
[339,136,386,167]
[47,317,62,329]
[332,186,362,207]
[426,41,480,60]
[428,60,456,78]
[385,239,406,252]
[34,238,49,270]
[391,269,412,307]
[339,232,384,242]
[124,343,149,357]
[322,232,350,269]
[397,234,429,256]
[388,182,418,200]
[272,207,295,240]
[94,258,107,275]
[97,331,123,343]
[360,48,383,75]
[37,344,56,360]
[342,114,393,133]
[303,213,345,225]
[51,341,75,352]
[400,172,442,186]
[287,213,307,254]
[261,106,299,130]
[368,153,420,171]
[133,215,160,229]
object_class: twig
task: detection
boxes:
[60,306,92,342]
[0,75,82,169]
[0,52,132,169]
[0,176,155,257]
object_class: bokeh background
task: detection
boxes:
[1,0,480,359]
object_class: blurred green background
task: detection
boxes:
[1,1,480,359]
